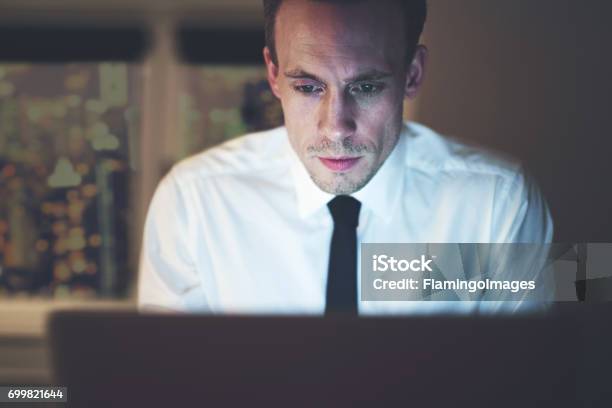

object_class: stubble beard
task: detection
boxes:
[310,164,379,195]
[305,138,377,195]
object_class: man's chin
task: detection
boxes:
[310,173,369,195]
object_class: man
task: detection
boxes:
[138,0,553,314]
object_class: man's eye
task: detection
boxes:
[295,84,323,94]
[349,83,382,96]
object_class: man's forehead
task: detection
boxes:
[287,38,394,72]
[275,0,405,69]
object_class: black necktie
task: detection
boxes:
[325,195,361,315]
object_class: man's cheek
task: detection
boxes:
[287,103,316,130]
[363,98,399,118]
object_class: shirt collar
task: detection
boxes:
[289,124,411,223]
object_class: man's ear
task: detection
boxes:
[405,45,428,100]
[263,47,282,99]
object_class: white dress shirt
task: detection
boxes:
[138,122,553,315]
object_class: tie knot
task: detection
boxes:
[327,195,361,228]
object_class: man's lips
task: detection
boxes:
[318,157,362,171]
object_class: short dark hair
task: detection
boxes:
[263,0,427,66]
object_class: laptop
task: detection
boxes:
[47,305,612,407]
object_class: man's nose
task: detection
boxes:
[318,90,357,142]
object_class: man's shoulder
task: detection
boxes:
[169,126,289,183]
[405,122,522,183]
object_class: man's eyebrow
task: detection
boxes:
[343,70,393,83]
[283,68,392,83]
[283,69,324,83]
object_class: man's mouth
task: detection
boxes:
[318,157,362,172]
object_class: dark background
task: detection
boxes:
[419,0,612,242]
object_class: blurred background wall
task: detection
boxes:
[418,0,612,243]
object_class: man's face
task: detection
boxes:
[265,0,425,195]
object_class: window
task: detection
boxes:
[170,27,283,163]
[0,26,147,299]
